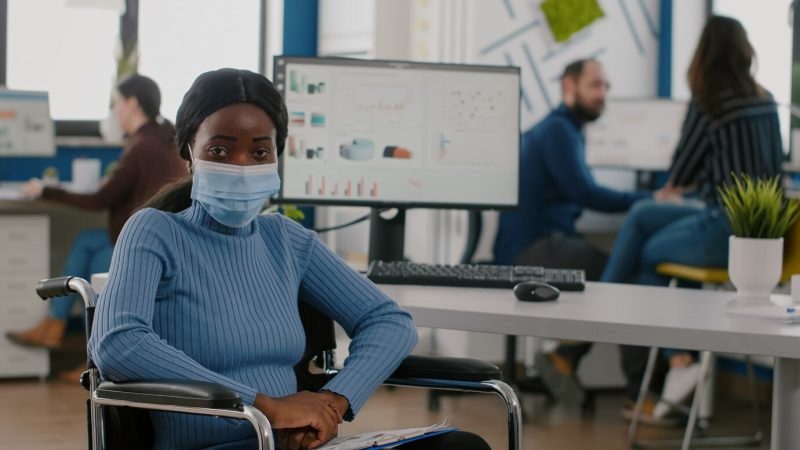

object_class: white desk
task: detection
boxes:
[379,282,800,450]
[90,273,800,449]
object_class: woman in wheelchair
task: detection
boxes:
[88,68,490,450]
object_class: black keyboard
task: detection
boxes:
[366,261,586,291]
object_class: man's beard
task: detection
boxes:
[572,99,603,122]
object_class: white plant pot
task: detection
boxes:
[728,235,783,305]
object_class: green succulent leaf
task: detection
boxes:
[261,203,305,223]
[718,174,800,239]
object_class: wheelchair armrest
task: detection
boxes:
[389,355,502,382]
[96,380,243,410]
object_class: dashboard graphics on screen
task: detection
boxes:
[273,56,521,209]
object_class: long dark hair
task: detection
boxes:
[117,73,177,140]
[147,68,288,213]
[687,16,762,118]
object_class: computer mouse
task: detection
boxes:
[513,281,560,302]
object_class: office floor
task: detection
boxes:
[0,377,772,449]
[0,332,772,449]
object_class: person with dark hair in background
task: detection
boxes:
[6,74,187,381]
[602,15,784,422]
[493,58,652,406]
[88,68,490,450]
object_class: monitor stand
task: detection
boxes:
[368,208,406,263]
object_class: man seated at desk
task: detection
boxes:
[493,58,651,404]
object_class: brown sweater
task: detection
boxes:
[43,123,188,244]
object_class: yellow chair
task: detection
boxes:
[626,220,800,449]
[656,218,800,286]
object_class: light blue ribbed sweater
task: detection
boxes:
[88,201,418,449]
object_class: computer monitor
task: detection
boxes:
[0,89,55,157]
[273,56,521,263]
[272,56,521,210]
[584,98,688,171]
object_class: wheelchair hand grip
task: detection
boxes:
[36,276,75,300]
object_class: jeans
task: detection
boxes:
[600,199,731,285]
[49,229,113,320]
[601,199,731,392]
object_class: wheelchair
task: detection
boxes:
[35,276,523,450]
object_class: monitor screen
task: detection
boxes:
[0,89,55,157]
[585,98,688,171]
[273,56,521,209]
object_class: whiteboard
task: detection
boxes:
[0,89,55,157]
[585,99,688,170]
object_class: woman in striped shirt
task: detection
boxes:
[601,16,783,421]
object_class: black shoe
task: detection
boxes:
[534,352,586,406]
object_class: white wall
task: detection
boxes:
[713,0,793,151]
[671,0,706,100]
[265,0,284,77]
[317,0,413,58]
[315,1,694,380]
[317,0,376,57]
[423,0,663,129]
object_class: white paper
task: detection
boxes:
[0,187,23,201]
[71,158,102,193]
[318,419,452,450]
[727,297,800,323]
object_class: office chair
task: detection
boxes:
[35,275,522,450]
[624,221,800,449]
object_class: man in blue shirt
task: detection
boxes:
[494,59,649,405]
[494,58,647,271]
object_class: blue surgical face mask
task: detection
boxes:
[190,157,281,228]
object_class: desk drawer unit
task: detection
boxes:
[0,215,49,378]
[0,217,49,270]
[0,271,49,325]
[0,339,48,377]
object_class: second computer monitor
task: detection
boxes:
[585,98,688,171]
[273,56,521,209]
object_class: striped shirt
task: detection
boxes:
[88,201,418,449]
[669,91,783,203]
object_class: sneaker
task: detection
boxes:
[653,362,701,418]
[621,398,680,427]
[534,352,585,405]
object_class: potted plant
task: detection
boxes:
[263,204,306,223]
[719,174,800,304]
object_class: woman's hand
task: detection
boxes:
[318,391,350,418]
[254,391,343,448]
[279,392,349,449]
[278,426,328,450]
[20,178,44,199]
[654,183,685,204]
